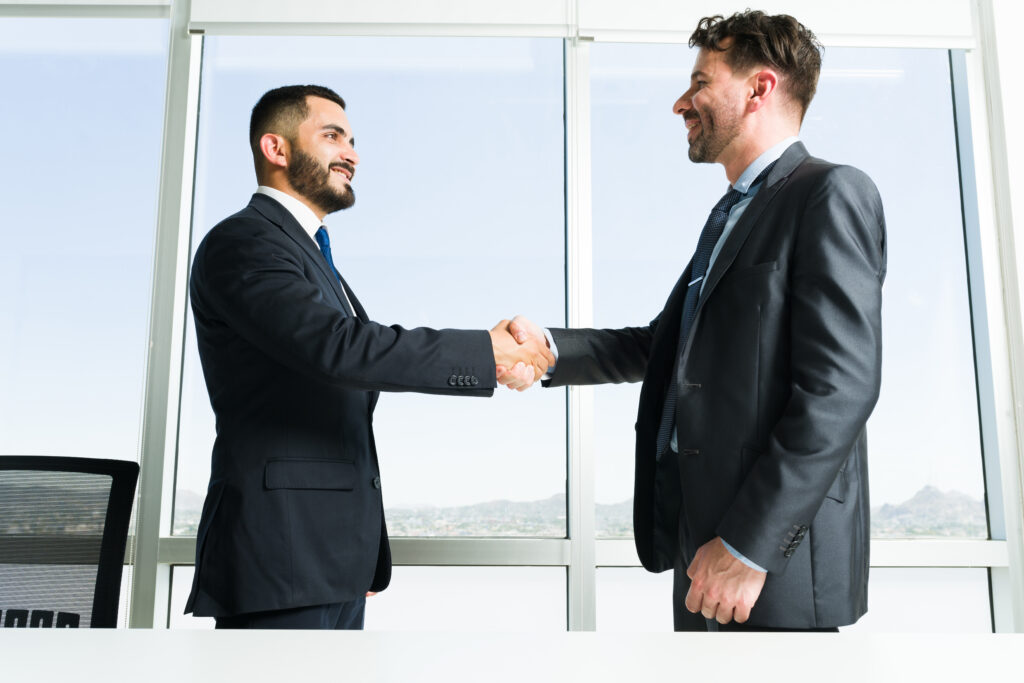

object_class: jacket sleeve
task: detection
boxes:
[191,223,496,396]
[716,165,886,573]
[543,321,657,387]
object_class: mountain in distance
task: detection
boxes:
[871,485,986,538]
[169,485,987,538]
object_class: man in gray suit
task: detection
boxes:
[504,11,885,631]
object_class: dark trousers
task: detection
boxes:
[672,554,838,633]
[215,597,366,630]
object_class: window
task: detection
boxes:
[174,36,567,537]
[0,17,168,465]
[0,15,169,627]
[589,43,986,540]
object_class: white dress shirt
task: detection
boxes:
[255,185,357,315]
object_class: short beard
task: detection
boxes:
[287,146,355,215]
[687,108,741,164]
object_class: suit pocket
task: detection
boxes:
[717,261,779,290]
[264,459,356,490]
[825,468,847,503]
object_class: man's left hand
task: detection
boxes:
[685,536,766,624]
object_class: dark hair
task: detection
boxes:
[689,11,822,118]
[249,85,346,165]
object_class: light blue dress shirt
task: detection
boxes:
[670,136,800,573]
[544,136,800,573]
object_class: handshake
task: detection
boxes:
[488,315,549,392]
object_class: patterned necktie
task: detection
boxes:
[314,225,355,317]
[654,161,778,456]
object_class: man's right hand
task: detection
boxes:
[494,315,550,391]
[490,319,554,391]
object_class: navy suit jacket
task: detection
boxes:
[546,143,886,628]
[185,193,495,617]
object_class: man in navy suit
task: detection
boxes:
[184,85,553,629]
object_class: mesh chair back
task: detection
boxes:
[0,457,139,628]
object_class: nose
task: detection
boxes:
[673,90,693,116]
[343,144,360,167]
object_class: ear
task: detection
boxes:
[747,69,779,113]
[258,133,289,170]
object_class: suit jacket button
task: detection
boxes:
[372,476,381,489]
[458,375,466,386]
[471,376,479,386]
[448,375,458,386]
[784,549,794,558]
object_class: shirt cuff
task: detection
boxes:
[722,539,767,573]
[541,327,558,380]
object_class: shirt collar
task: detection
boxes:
[732,136,800,195]
[256,185,324,241]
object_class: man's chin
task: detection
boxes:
[328,191,355,213]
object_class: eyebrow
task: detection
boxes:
[322,123,355,146]
[691,70,710,81]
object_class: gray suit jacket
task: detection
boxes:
[547,143,886,628]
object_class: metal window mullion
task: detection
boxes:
[594,538,1010,569]
[0,3,169,19]
[968,0,1024,633]
[948,47,1010,635]
[130,0,203,629]
[564,32,596,632]
[156,537,571,566]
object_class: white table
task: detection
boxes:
[1,630,1021,682]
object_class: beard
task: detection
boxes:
[687,106,742,164]
[287,146,355,214]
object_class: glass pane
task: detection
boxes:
[0,20,168,616]
[596,566,991,633]
[596,567,674,632]
[844,568,991,633]
[169,565,566,631]
[168,566,212,630]
[364,566,566,631]
[804,49,985,536]
[589,43,986,538]
[174,37,566,537]
[0,18,168,463]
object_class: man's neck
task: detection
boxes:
[719,121,800,184]
[260,177,326,221]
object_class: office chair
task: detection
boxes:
[0,456,139,628]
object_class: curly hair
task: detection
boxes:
[690,11,822,119]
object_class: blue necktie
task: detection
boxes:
[655,161,777,456]
[314,225,355,317]
[315,226,339,279]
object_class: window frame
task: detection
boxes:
[5,0,1019,633]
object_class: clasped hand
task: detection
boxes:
[684,536,766,625]
[490,315,550,391]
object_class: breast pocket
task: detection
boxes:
[716,261,779,292]
[264,459,356,490]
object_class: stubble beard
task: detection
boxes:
[687,107,742,164]
[287,146,355,215]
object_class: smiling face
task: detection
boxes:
[672,44,749,165]
[286,96,360,216]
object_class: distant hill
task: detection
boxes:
[168,485,989,539]
[872,485,986,538]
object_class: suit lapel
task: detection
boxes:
[249,194,352,315]
[695,142,809,313]
[338,275,369,323]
